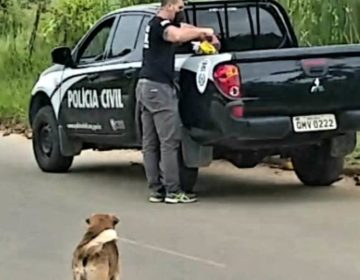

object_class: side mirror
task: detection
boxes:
[51,46,75,67]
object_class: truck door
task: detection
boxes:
[57,15,118,136]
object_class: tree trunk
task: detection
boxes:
[28,2,42,61]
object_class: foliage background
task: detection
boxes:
[1,0,360,161]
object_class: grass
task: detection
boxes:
[0,37,52,125]
[0,4,53,125]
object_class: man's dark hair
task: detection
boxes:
[161,0,179,7]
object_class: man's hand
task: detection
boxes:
[202,27,215,37]
[209,34,221,50]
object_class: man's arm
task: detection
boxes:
[163,25,214,43]
[180,22,196,29]
[179,23,221,49]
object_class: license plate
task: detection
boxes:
[292,114,337,133]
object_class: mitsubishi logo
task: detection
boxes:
[310,78,325,94]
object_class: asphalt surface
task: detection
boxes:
[1,134,360,280]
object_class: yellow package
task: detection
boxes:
[199,41,218,55]
[192,40,218,55]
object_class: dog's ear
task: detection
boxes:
[112,215,119,226]
[86,213,96,225]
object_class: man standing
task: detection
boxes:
[136,0,214,204]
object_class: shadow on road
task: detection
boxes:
[63,160,359,203]
[70,161,145,178]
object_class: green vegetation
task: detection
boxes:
[279,0,360,46]
[0,0,155,123]
[1,0,360,164]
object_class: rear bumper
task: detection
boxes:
[188,100,360,147]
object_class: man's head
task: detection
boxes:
[159,0,185,22]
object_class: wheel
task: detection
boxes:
[178,147,199,193]
[32,106,73,172]
[291,142,344,186]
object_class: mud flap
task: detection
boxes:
[330,132,356,157]
[58,125,82,156]
[181,127,213,168]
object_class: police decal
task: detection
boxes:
[67,88,124,109]
[144,25,150,49]
[196,59,211,94]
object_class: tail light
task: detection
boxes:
[214,64,244,119]
[213,64,242,99]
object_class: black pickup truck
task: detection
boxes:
[29,0,360,191]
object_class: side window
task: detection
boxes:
[196,10,222,35]
[109,15,143,59]
[184,5,286,52]
[250,7,284,49]
[250,7,282,36]
[226,8,253,51]
[77,17,115,65]
[175,9,223,54]
[191,8,253,51]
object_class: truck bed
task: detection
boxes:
[234,44,360,117]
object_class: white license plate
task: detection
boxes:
[292,114,337,133]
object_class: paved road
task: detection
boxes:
[1,134,360,280]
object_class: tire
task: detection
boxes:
[178,148,199,193]
[291,142,344,187]
[32,106,73,172]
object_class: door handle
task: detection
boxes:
[87,73,100,82]
[124,68,134,79]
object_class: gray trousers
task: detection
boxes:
[135,78,181,194]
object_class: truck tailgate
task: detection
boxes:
[234,45,360,117]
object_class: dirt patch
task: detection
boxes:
[0,120,32,139]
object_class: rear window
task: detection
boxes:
[181,4,286,52]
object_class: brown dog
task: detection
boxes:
[72,213,120,280]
